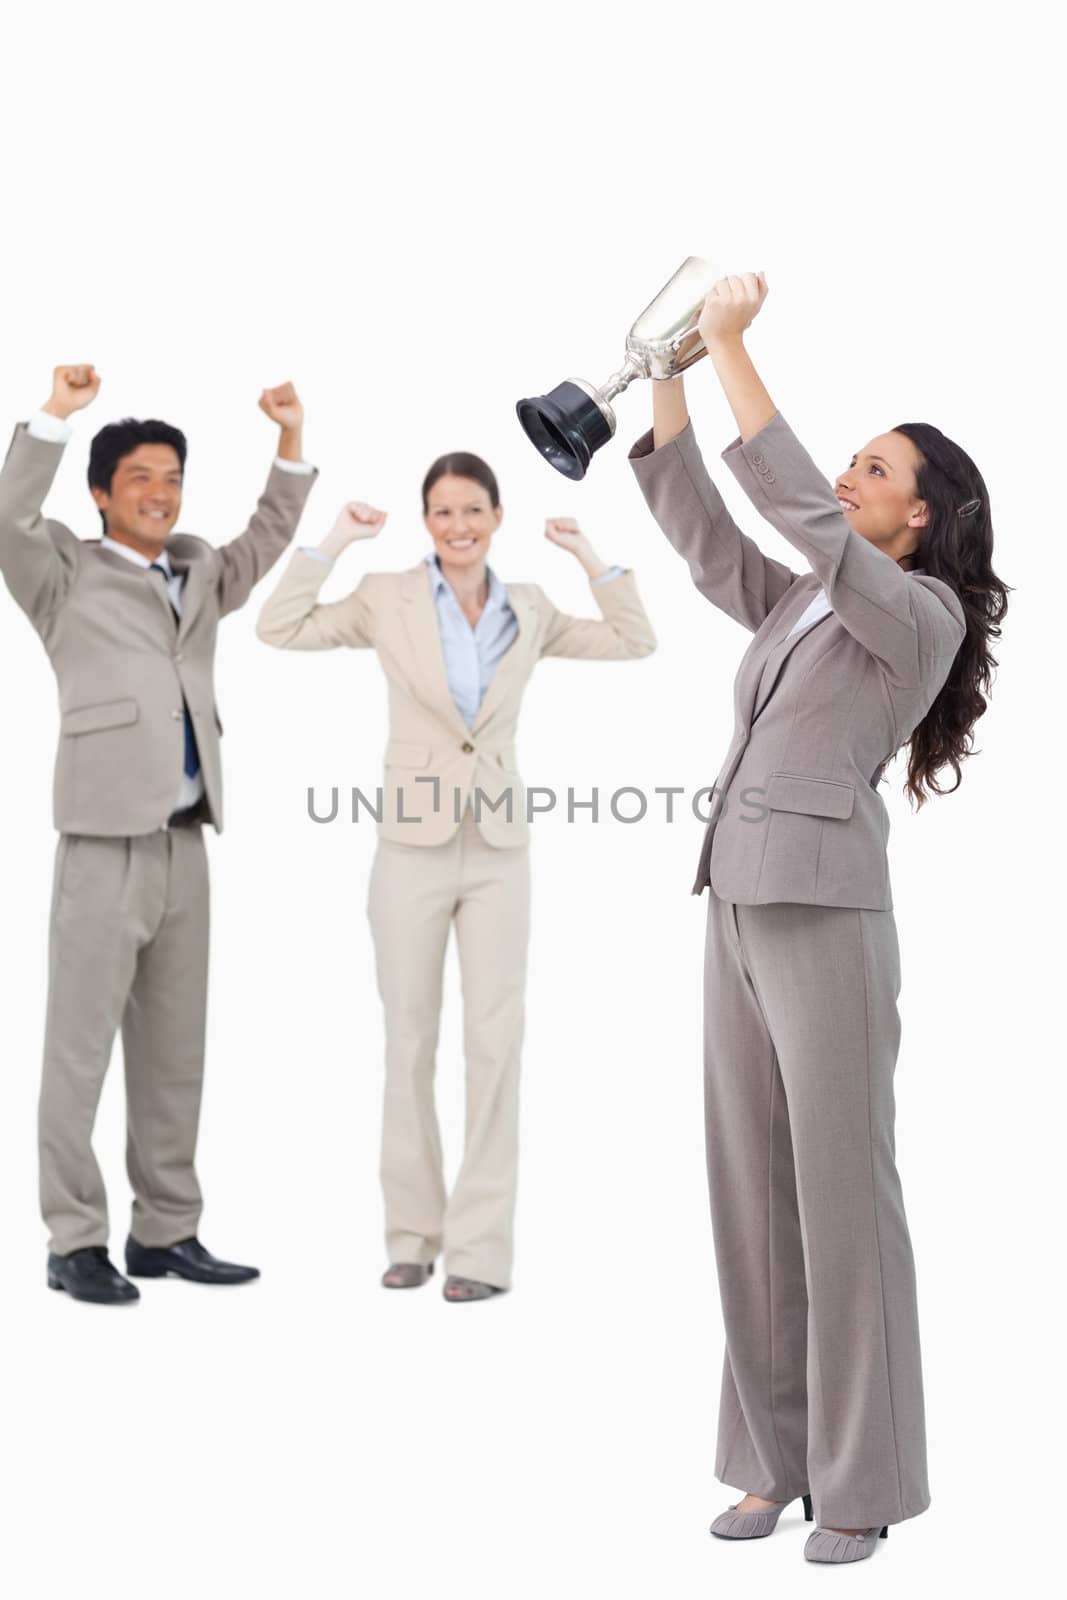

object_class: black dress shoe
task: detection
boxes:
[47,1246,140,1305]
[125,1235,260,1285]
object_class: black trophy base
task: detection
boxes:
[515,381,613,480]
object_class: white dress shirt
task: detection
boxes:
[26,408,315,812]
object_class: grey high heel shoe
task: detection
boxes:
[381,1261,434,1289]
[442,1274,505,1302]
[710,1492,813,1539]
[804,1524,888,1563]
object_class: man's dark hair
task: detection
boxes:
[88,418,187,533]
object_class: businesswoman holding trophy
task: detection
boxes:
[628,273,1006,1562]
[256,452,655,1302]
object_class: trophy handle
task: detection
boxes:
[669,321,699,350]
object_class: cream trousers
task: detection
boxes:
[367,807,530,1287]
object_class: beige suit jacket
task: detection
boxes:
[629,411,967,909]
[255,550,656,846]
[0,422,318,835]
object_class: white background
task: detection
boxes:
[0,2,1059,1596]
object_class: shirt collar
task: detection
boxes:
[100,536,172,577]
[424,551,506,611]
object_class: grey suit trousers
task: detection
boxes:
[39,824,210,1256]
[703,887,930,1529]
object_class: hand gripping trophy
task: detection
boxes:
[516,256,722,480]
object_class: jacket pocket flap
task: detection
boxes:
[62,698,140,737]
[766,771,855,820]
[384,741,432,769]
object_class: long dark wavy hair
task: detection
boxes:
[891,422,1010,807]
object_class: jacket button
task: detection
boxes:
[461,741,474,753]
[174,651,183,663]
[171,709,182,720]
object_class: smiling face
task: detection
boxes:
[91,442,183,554]
[423,473,503,570]
[834,432,929,566]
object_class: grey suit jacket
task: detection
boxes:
[629,411,967,909]
[0,422,318,835]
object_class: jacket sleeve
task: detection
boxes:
[537,569,657,660]
[215,461,319,618]
[628,419,799,633]
[721,410,966,687]
[255,548,378,649]
[0,423,80,627]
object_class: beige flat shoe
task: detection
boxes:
[804,1524,888,1563]
[710,1492,813,1539]
[381,1261,434,1289]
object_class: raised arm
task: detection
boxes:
[216,382,319,616]
[255,500,386,650]
[0,365,99,627]
[698,273,966,685]
[536,517,655,659]
[628,373,799,633]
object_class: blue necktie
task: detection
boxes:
[150,562,200,780]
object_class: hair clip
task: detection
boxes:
[957,497,982,517]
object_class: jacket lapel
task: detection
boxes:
[94,541,182,631]
[470,594,537,737]
[166,549,210,642]
[733,578,832,732]
[398,565,472,742]
[750,604,835,723]
[398,564,538,742]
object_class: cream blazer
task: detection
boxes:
[256,550,656,846]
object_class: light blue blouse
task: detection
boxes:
[423,553,625,727]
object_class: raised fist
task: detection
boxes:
[331,501,388,542]
[44,364,100,419]
[544,516,589,557]
[697,272,769,347]
[258,381,304,430]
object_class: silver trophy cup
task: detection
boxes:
[517,256,722,479]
